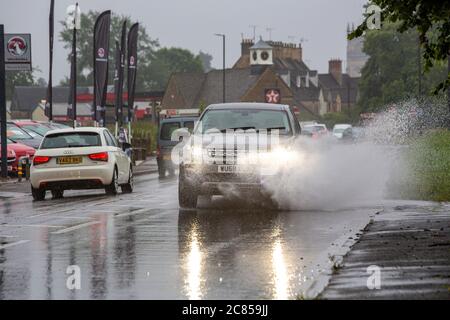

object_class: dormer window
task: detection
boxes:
[249,37,273,66]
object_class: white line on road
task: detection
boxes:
[0,240,30,250]
[51,221,100,235]
[4,224,64,228]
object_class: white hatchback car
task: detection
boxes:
[30,127,133,201]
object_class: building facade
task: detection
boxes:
[162,38,360,117]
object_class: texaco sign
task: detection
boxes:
[265,89,281,104]
[4,34,32,71]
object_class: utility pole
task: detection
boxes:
[214,33,226,103]
[0,25,7,179]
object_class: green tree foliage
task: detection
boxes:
[5,71,35,100]
[198,51,214,72]
[148,47,204,90]
[60,11,205,91]
[358,23,447,112]
[349,0,450,93]
[60,11,158,90]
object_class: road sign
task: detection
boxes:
[265,88,281,104]
[4,33,32,71]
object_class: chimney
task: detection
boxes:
[329,59,342,85]
[241,39,254,56]
[297,44,303,61]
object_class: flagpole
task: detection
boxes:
[71,3,78,129]
[48,0,54,123]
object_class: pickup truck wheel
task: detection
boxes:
[51,190,64,199]
[105,168,119,195]
[179,171,198,209]
[32,187,46,201]
[121,167,134,193]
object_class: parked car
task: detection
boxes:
[6,122,42,149]
[0,144,17,174]
[40,121,71,130]
[332,124,352,139]
[1,138,35,173]
[301,124,328,139]
[30,127,133,201]
[178,103,302,209]
[157,116,197,178]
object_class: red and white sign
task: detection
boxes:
[265,89,281,104]
[97,47,105,58]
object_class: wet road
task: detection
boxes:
[0,174,377,299]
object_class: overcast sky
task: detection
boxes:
[0,0,368,84]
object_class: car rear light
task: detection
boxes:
[88,152,108,162]
[33,156,51,165]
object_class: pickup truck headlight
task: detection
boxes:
[183,145,204,164]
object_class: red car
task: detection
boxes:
[0,139,35,173]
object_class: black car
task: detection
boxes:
[178,103,302,209]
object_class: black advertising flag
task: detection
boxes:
[115,21,126,127]
[127,23,138,123]
[93,10,111,125]
[45,0,54,120]
[68,3,78,126]
[114,41,121,125]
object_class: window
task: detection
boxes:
[41,132,101,149]
[196,109,292,135]
[183,121,195,133]
[160,122,181,140]
[6,124,33,140]
[104,131,118,147]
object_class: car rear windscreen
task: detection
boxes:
[41,132,101,149]
[160,122,181,140]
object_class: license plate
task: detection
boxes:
[57,156,82,165]
[7,166,12,171]
[218,165,248,173]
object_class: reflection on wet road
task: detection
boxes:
[0,174,376,299]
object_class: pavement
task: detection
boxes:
[0,158,448,299]
[320,201,450,300]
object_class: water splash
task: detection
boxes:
[264,97,449,210]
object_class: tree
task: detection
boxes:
[198,51,214,72]
[148,47,204,90]
[349,1,450,108]
[358,23,447,112]
[5,71,35,100]
[60,11,205,91]
[60,11,159,89]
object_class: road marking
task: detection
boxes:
[51,221,100,235]
[0,240,30,250]
[4,224,63,228]
[28,208,75,218]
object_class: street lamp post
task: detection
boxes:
[214,33,226,103]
